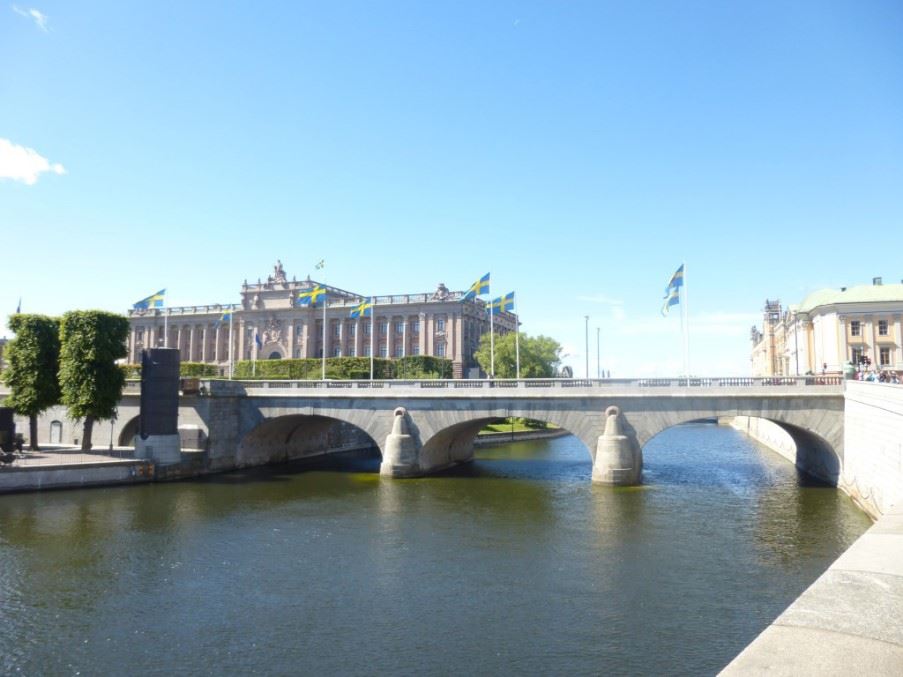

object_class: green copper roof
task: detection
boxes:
[798,283,903,313]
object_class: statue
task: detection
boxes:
[431,282,451,301]
[273,260,287,283]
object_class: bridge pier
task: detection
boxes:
[592,406,642,486]
[380,408,422,478]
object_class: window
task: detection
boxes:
[379,344,388,357]
[394,344,403,357]
[411,320,420,334]
[879,320,889,336]
[348,346,356,357]
[412,345,420,355]
[436,318,446,332]
[380,322,388,335]
[334,324,341,337]
[363,345,371,357]
[851,347,863,365]
[395,321,405,334]
[851,320,861,336]
[436,342,446,357]
[333,346,341,357]
[880,347,890,365]
[348,325,356,337]
[363,324,371,336]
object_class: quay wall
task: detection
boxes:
[730,416,797,466]
[841,381,903,519]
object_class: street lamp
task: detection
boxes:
[596,326,601,379]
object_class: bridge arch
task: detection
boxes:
[236,414,381,468]
[629,408,842,486]
[416,410,597,473]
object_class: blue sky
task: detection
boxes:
[2,1,902,376]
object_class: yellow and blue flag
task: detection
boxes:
[461,273,490,302]
[350,297,373,319]
[489,291,515,315]
[298,285,326,307]
[133,289,165,310]
[217,310,232,324]
[661,264,683,316]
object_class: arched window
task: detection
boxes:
[268,351,282,360]
[49,420,63,444]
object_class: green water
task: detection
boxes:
[0,424,870,675]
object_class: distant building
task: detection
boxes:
[750,278,903,376]
[127,262,517,378]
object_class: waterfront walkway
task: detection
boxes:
[0,447,152,493]
[721,501,903,675]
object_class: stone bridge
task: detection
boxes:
[3,377,846,486]
[173,376,845,485]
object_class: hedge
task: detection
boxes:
[120,357,452,380]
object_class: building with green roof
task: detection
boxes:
[751,277,903,376]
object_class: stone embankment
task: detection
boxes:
[725,380,903,674]
[474,427,569,447]
[720,501,903,675]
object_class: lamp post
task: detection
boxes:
[596,326,600,379]
[584,315,589,379]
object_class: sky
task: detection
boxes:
[2,1,902,376]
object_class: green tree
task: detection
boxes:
[59,311,129,450]
[474,332,562,378]
[2,314,61,450]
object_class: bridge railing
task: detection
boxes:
[217,376,844,391]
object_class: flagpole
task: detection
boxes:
[682,261,689,382]
[489,296,495,379]
[252,328,257,378]
[370,297,375,381]
[321,286,327,381]
[514,294,521,380]
[164,309,169,348]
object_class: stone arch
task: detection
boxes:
[118,415,141,447]
[416,409,596,474]
[236,413,380,469]
[631,409,841,486]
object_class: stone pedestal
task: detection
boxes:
[380,408,421,478]
[135,434,182,466]
[592,406,642,485]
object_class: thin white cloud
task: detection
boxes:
[12,5,48,31]
[577,293,626,321]
[0,138,66,185]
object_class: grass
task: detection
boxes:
[479,418,560,435]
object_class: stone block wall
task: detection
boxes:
[843,381,903,518]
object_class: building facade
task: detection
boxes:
[127,262,517,378]
[750,278,903,376]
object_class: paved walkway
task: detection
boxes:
[1,446,137,468]
[721,502,903,675]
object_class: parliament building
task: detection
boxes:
[127,262,517,378]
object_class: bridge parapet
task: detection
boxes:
[196,376,844,398]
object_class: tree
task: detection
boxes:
[2,314,61,450]
[473,332,562,378]
[59,311,129,451]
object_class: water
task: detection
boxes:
[0,424,870,675]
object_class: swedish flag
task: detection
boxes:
[218,311,232,324]
[665,264,684,293]
[133,289,165,310]
[350,297,373,319]
[298,285,326,307]
[490,292,515,315]
[461,273,490,302]
[661,264,684,316]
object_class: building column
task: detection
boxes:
[895,316,903,369]
[386,316,395,359]
[238,320,246,362]
[301,321,310,358]
[337,320,343,357]
[401,318,407,358]
[190,326,198,362]
[419,312,428,355]
[214,324,222,363]
[201,325,208,363]
[837,317,848,370]
[287,322,295,359]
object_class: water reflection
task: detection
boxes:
[0,423,871,676]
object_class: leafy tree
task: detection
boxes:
[474,332,562,378]
[59,311,129,450]
[2,314,61,450]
